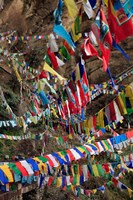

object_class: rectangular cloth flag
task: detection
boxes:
[91,9,112,71]
[64,0,78,19]
[83,0,94,19]
[82,38,101,60]
[47,48,59,71]
[71,7,82,42]
[53,24,75,49]
[119,0,133,19]
[108,0,133,44]
[54,0,63,25]
[43,62,65,81]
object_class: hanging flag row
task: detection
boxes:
[0,35,49,42]
[0,129,132,189]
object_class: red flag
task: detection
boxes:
[58,105,66,120]
[78,58,90,104]
[63,41,75,55]
[39,70,47,79]
[108,0,133,44]
[68,101,79,114]
[68,81,81,114]
[47,177,54,186]
[81,38,99,60]
[34,99,41,115]
[92,9,112,71]
[77,80,87,107]
[47,47,58,70]
[109,101,116,121]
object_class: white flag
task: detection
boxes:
[83,0,94,19]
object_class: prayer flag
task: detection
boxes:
[108,0,133,44]
[92,9,112,71]
[83,0,94,19]
[71,7,82,42]
[64,0,78,19]
[53,24,75,49]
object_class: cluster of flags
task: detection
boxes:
[60,84,133,134]
[0,1,133,198]
[1,0,133,127]
[0,128,133,195]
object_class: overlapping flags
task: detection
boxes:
[81,37,101,60]
[120,0,133,18]
[92,8,112,72]
[71,7,82,43]
[108,0,133,44]
[0,129,132,194]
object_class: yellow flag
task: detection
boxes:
[117,95,127,115]
[71,23,82,42]
[30,116,37,124]
[125,85,133,98]
[75,64,81,81]
[125,85,133,108]
[93,189,97,194]
[51,107,59,118]
[32,157,47,173]
[64,0,78,19]
[76,174,80,185]
[92,165,100,177]
[19,116,27,133]
[0,165,14,182]
[57,177,62,187]
[71,185,75,192]
[43,62,65,81]
[69,133,73,139]
[38,80,44,92]
[103,0,108,6]
[13,65,22,82]
[97,110,104,128]
[127,188,133,198]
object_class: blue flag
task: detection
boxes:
[112,39,130,61]
[89,0,97,9]
[53,24,75,49]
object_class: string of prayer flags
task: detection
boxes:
[0,35,49,42]
[0,132,34,141]
[0,120,17,127]
[0,129,132,190]
[112,177,133,197]
[0,30,14,37]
